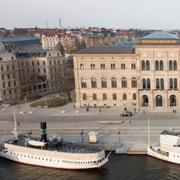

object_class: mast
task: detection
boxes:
[13,108,18,139]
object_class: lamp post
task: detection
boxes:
[118,130,121,144]
[80,129,84,143]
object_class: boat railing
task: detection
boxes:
[149,146,169,157]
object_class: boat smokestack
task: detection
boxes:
[40,122,47,142]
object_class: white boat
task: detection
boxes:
[147,130,180,164]
[0,110,109,169]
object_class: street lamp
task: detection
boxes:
[80,129,84,143]
[117,130,121,144]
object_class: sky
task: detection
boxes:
[1,0,180,29]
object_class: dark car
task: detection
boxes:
[120,111,133,117]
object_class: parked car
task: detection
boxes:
[120,111,133,117]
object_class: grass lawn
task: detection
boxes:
[30,97,69,108]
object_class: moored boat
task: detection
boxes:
[147,130,180,164]
[0,110,109,169]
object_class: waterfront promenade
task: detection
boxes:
[0,102,180,154]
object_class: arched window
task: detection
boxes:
[169,78,173,89]
[133,93,136,100]
[122,77,127,88]
[91,78,97,88]
[156,78,164,90]
[92,93,97,100]
[160,60,164,71]
[160,79,164,89]
[111,77,117,88]
[156,79,160,89]
[146,61,150,71]
[142,78,146,89]
[123,93,127,100]
[83,93,87,100]
[170,95,176,106]
[174,78,178,89]
[112,93,117,100]
[102,93,107,100]
[169,61,173,70]
[131,77,137,88]
[147,78,151,89]
[141,60,145,71]
[174,60,177,70]
[90,63,95,69]
[81,78,87,88]
[155,61,159,71]
[142,95,148,106]
[101,78,107,88]
[169,78,178,89]
[156,95,163,107]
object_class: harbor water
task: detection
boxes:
[0,153,180,180]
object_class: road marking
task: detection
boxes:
[0,121,10,123]
[52,113,93,116]
[98,121,123,124]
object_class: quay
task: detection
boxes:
[0,102,180,155]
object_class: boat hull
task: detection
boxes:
[147,146,180,165]
[0,144,108,169]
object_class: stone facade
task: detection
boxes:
[73,32,180,112]
[0,52,21,102]
[0,50,65,103]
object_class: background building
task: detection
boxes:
[0,52,20,102]
[0,49,74,104]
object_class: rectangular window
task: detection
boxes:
[80,63,85,70]
[93,93,97,100]
[101,63,105,69]
[121,63,126,70]
[122,81,127,88]
[131,63,136,70]
[101,79,107,88]
[90,64,95,70]
[103,94,107,100]
[111,63,116,70]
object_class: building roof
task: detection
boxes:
[113,41,137,46]
[74,46,135,54]
[143,32,178,39]
[0,36,39,43]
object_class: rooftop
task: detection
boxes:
[143,32,178,39]
[113,41,137,46]
[74,46,135,54]
[0,36,40,43]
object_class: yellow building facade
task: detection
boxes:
[73,32,180,112]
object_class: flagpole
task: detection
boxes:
[148,117,150,147]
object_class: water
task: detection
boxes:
[0,154,180,180]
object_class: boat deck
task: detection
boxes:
[5,135,102,154]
